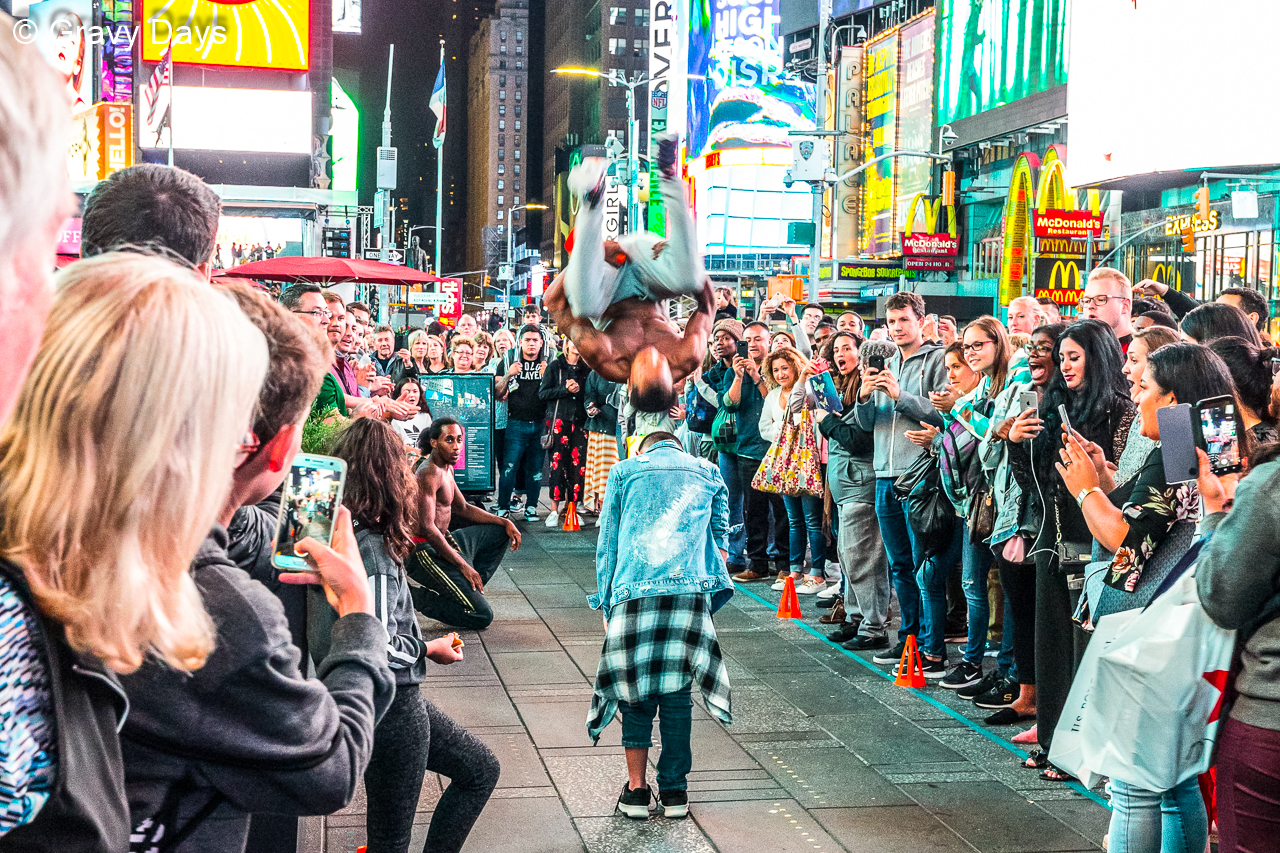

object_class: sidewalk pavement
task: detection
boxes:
[303,511,1108,852]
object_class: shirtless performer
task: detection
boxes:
[544,134,715,413]
[410,417,521,630]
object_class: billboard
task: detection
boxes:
[145,87,312,153]
[141,0,310,71]
[67,102,133,183]
[832,45,863,259]
[935,0,1067,126]
[686,0,815,159]
[1069,0,1280,185]
[27,0,93,110]
[892,13,934,258]
[333,0,360,35]
[100,0,132,103]
[860,30,897,256]
[331,77,359,192]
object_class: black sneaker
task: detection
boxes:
[658,788,688,819]
[957,668,1000,701]
[616,783,652,820]
[940,661,983,690]
[827,622,859,644]
[921,655,948,679]
[872,640,906,665]
[973,676,1019,709]
[843,634,890,651]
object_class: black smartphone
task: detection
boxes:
[1193,395,1244,476]
[272,454,348,572]
[867,354,886,372]
[1157,403,1199,483]
[735,340,750,360]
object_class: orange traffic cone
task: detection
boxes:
[893,634,926,688]
[357,847,367,853]
[776,575,802,619]
[562,501,581,531]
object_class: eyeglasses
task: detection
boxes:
[961,340,994,354]
[1077,294,1128,308]
[293,309,332,321]
[1027,343,1055,356]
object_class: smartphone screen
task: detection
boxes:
[272,454,347,571]
[1195,396,1243,475]
[1157,404,1199,483]
[736,340,750,360]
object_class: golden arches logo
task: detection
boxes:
[1150,263,1184,291]
[1046,260,1081,292]
[903,193,957,237]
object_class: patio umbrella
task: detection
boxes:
[216,256,454,286]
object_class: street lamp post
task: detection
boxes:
[504,202,548,317]
[551,66,648,233]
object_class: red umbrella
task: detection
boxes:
[216,256,454,286]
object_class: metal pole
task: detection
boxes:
[808,0,830,303]
[380,45,394,264]
[626,78,637,234]
[506,205,514,318]
[435,39,445,274]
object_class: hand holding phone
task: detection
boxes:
[1057,403,1073,436]
[736,339,750,361]
[277,505,374,617]
[273,454,347,572]
[1193,396,1244,476]
[1020,389,1039,414]
[867,354,886,373]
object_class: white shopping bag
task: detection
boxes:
[1051,570,1236,790]
[1048,607,1139,788]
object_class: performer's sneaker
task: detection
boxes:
[655,132,679,179]
[616,784,652,820]
[658,789,689,819]
[568,157,610,208]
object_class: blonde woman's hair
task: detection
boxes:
[0,253,269,674]
[762,346,813,390]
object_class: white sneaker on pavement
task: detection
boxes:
[545,511,560,528]
[816,582,842,600]
[796,577,825,595]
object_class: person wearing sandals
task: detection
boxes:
[1057,344,1231,853]
[589,432,733,821]
[1006,320,1134,782]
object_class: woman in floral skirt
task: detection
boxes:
[539,338,591,528]
[583,370,622,521]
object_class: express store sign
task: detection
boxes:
[1032,210,1104,239]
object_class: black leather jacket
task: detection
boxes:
[0,559,129,853]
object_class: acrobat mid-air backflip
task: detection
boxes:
[543,134,715,413]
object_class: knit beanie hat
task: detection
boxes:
[712,318,744,341]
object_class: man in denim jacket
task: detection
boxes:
[587,432,733,822]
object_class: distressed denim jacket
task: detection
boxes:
[588,441,732,617]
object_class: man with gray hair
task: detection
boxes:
[0,19,74,425]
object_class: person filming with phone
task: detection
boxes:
[1052,342,1237,853]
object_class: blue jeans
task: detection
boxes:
[619,688,693,792]
[718,452,747,568]
[999,583,1016,679]
[496,418,544,511]
[1108,777,1207,853]
[874,478,924,644]
[961,531,995,667]
[916,520,962,659]
[782,494,825,575]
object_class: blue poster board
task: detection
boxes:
[418,374,495,491]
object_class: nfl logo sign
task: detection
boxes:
[799,140,814,160]
[652,90,667,110]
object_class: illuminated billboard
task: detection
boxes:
[143,87,312,154]
[142,0,310,71]
[860,30,896,255]
[27,0,93,110]
[832,45,862,259]
[214,215,304,270]
[333,0,360,34]
[935,0,1067,125]
[331,78,359,192]
[67,102,134,183]
[1069,0,1280,185]
[686,0,815,159]
[892,14,934,256]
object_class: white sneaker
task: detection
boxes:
[594,515,603,528]
[796,578,825,595]
[545,511,560,528]
[816,582,842,600]
[770,577,789,591]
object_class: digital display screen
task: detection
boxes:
[142,0,310,71]
[273,461,343,568]
[686,0,815,159]
[1200,402,1240,472]
[26,0,94,110]
[145,87,312,154]
[333,0,360,35]
[418,375,496,491]
[1068,0,1280,185]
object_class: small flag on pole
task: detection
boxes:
[429,61,447,149]
[142,46,172,145]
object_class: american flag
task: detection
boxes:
[142,46,172,143]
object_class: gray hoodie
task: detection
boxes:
[119,527,395,852]
[853,342,948,478]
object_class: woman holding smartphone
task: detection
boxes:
[331,420,500,853]
[1055,344,1235,853]
[1005,319,1133,781]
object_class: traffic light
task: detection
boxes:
[322,227,352,259]
[1194,186,1211,220]
[1181,224,1196,253]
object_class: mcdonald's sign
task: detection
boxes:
[1033,258,1083,306]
